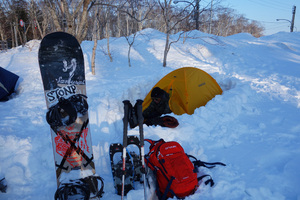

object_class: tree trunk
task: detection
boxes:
[76,0,91,43]
[106,11,113,62]
[117,12,121,37]
[91,7,100,75]
[162,0,170,67]
[91,39,97,75]
[128,44,132,67]
[163,32,170,67]
[106,33,113,62]
[48,1,62,31]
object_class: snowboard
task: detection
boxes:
[38,32,102,198]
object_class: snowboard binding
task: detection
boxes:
[54,175,104,200]
[46,94,88,127]
[54,178,90,200]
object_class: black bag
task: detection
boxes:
[128,101,138,128]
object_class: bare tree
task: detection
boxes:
[104,5,113,62]
[247,21,264,38]
[158,0,193,67]
[3,0,29,47]
[44,0,94,43]
[28,0,38,39]
[209,7,264,37]
[91,5,101,75]
[121,0,154,67]
[0,3,7,41]
[0,0,265,50]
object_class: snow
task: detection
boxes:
[1,28,300,200]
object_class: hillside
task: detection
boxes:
[0,29,300,200]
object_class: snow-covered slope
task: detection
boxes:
[0,29,299,200]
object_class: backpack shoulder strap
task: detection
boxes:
[197,175,215,187]
[145,139,155,145]
[187,154,226,188]
[188,154,226,169]
[145,138,165,150]
[161,176,175,200]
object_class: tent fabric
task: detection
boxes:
[142,67,223,115]
[0,67,19,101]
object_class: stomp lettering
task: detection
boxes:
[46,85,77,102]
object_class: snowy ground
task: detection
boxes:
[0,28,300,200]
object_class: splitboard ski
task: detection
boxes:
[109,100,147,199]
[38,32,104,199]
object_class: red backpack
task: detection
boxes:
[145,139,225,200]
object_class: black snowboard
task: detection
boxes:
[38,32,102,198]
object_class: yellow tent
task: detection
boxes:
[142,67,223,115]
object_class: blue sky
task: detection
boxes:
[216,0,299,35]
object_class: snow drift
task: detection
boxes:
[0,29,300,200]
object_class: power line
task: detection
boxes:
[259,20,282,24]
[265,24,291,31]
[260,0,293,11]
[247,0,291,12]
[248,0,291,12]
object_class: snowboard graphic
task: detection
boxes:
[38,32,103,199]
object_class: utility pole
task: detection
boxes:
[291,5,296,32]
